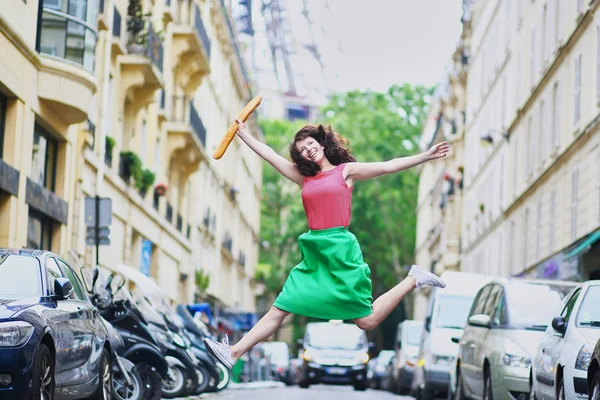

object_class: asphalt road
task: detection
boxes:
[199,385,414,399]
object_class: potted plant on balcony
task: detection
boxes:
[119,151,142,184]
[105,136,116,166]
[136,168,156,197]
[155,182,167,197]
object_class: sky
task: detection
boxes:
[291,0,465,94]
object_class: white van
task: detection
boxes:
[411,271,494,399]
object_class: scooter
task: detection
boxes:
[89,268,168,400]
[175,305,230,393]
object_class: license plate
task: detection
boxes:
[326,367,346,375]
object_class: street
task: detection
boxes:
[203,385,412,399]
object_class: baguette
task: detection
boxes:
[213,95,262,160]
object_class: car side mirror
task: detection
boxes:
[55,278,74,300]
[552,316,566,334]
[468,314,491,328]
[451,337,460,344]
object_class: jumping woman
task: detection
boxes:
[204,121,449,369]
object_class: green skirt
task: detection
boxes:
[273,227,373,320]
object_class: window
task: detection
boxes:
[550,190,557,250]
[523,208,530,266]
[31,125,58,191]
[572,168,579,240]
[45,257,62,295]
[141,119,147,165]
[560,289,581,324]
[56,259,86,300]
[510,220,516,273]
[154,139,160,173]
[552,82,560,150]
[0,93,6,159]
[27,211,53,250]
[483,285,503,317]
[527,117,533,175]
[536,200,542,260]
[575,54,582,125]
[499,155,504,207]
[38,0,98,72]
[577,0,584,14]
[597,26,600,104]
[542,4,548,63]
[530,28,536,87]
[501,75,507,128]
[470,286,492,317]
[516,51,522,106]
[555,0,562,45]
[539,100,545,164]
[513,138,519,195]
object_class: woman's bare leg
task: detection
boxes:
[230,306,290,360]
[353,276,417,331]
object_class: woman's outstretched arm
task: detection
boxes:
[345,141,450,183]
[235,119,303,186]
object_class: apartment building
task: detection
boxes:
[462,0,600,281]
[0,0,263,313]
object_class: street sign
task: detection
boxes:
[84,197,112,227]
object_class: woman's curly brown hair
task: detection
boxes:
[289,124,356,177]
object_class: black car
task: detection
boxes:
[0,249,112,400]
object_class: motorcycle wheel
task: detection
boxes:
[135,364,162,400]
[112,365,142,400]
[190,365,211,395]
[160,364,188,399]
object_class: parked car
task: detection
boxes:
[390,319,423,394]
[368,350,394,389]
[453,278,575,400]
[261,341,294,385]
[533,281,600,400]
[298,320,372,391]
[0,249,112,399]
[412,271,494,399]
[587,337,600,400]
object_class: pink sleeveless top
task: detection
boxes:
[302,163,353,230]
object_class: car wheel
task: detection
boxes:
[112,364,142,400]
[31,344,55,400]
[591,371,600,400]
[557,377,565,400]
[455,370,466,400]
[354,383,367,391]
[484,371,493,400]
[89,348,112,400]
[299,380,310,389]
[160,364,187,398]
[134,364,161,400]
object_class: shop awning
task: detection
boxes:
[563,229,600,261]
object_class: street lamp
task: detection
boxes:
[480,129,510,146]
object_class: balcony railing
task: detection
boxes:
[222,232,233,253]
[189,101,206,147]
[38,7,98,72]
[166,202,173,222]
[126,18,164,73]
[112,7,121,37]
[194,6,211,59]
[176,213,183,231]
[104,142,112,167]
[153,191,160,210]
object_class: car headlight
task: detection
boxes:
[0,321,34,347]
[170,332,186,348]
[359,353,369,364]
[303,350,312,361]
[575,345,592,371]
[503,353,531,368]
[432,354,454,366]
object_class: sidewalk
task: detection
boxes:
[176,381,286,399]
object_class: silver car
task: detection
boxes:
[454,279,575,400]
[532,281,600,400]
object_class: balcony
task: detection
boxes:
[37,4,98,124]
[118,18,163,111]
[171,1,211,94]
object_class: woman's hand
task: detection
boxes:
[425,141,450,160]
[235,118,249,136]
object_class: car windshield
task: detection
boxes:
[577,286,600,327]
[436,294,474,329]
[307,323,366,350]
[262,342,290,364]
[0,255,42,298]
[506,284,566,328]
[404,324,423,345]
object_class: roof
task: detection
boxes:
[0,248,51,259]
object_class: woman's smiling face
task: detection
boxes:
[296,136,326,165]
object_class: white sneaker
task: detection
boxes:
[204,335,235,369]
[408,265,446,288]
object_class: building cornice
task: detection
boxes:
[0,15,42,69]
